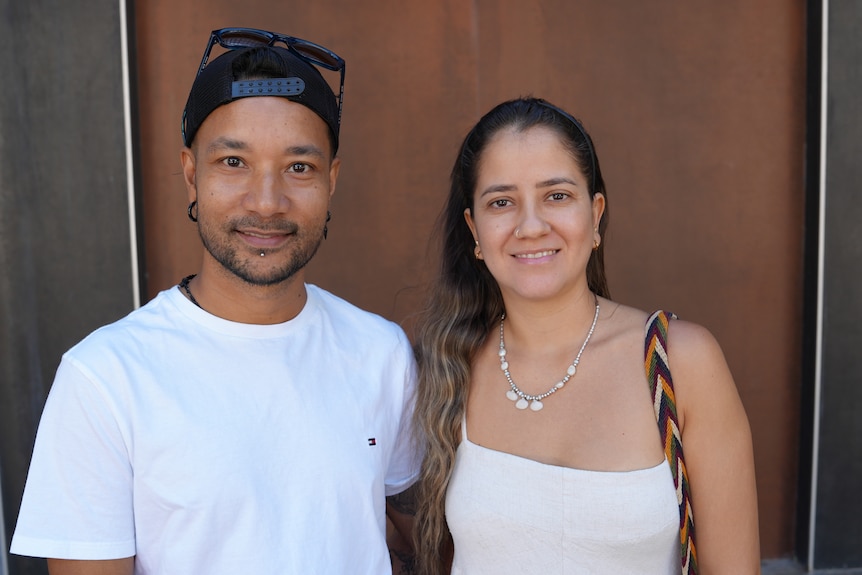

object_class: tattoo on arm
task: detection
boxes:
[386,484,418,516]
[390,549,417,574]
[387,484,419,574]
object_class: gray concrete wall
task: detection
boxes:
[0,1,137,573]
[1,458,8,575]
[813,1,862,568]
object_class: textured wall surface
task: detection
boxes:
[0,2,134,574]
[814,2,862,569]
[134,0,806,558]
[0,1,813,571]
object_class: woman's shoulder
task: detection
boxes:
[657,314,736,424]
[663,316,726,371]
[597,298,647,325]
[600,300,721,354]
[608,303,738,428]
[596,301,729,385]
[595,299,651,339]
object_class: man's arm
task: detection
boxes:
[47,558,134,575]
[386,484,418,574]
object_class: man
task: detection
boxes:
[12,28,419,574]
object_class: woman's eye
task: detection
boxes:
[550,192,568,201]
[491,199,511,208]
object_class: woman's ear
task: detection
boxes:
[464,208,479,243]
[592,193,606,230]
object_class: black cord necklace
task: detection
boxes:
[179,274,203,309]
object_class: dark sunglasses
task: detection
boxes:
[189,27,345,129]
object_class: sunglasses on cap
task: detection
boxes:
[184,27,345,141]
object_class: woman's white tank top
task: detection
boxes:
[445,421,680,574]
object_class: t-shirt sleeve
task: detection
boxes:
[384,331,423,496]
[11,354,136,560]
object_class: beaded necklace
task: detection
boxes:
[498,301,600,412]
[179,274,203,309]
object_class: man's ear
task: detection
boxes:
[328,157,341,200]
[181,147,197,203]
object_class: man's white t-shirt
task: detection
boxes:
[12,284,420,574]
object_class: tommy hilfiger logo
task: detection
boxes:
[368,438,377,446]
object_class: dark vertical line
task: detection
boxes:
[0,457,8,575]
[795,0,823,565]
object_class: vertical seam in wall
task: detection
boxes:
[808,0,829,568]
[119,0,141,310]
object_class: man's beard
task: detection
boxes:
[198,216,323,286]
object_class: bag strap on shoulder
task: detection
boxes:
[644,310,698,574]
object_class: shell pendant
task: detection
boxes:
[506,390,545,411]
[498,301,600,413]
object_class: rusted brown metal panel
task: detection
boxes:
[134,0,805,559]
[471,1,806,558]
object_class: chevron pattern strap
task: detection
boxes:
[645,310,698,574]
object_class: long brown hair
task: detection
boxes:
[413,97,610,574]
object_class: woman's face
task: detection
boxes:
[464,125,604,305]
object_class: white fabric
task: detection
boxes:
[446,423,679,574]
[12,284,420,575]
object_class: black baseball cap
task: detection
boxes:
[182,46,340,151]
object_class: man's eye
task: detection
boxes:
[550,192,568,201]
[224,157,242,168]
[290,163,309,173]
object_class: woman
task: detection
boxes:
[413,97,759,574]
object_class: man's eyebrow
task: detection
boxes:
[285,145,326,159]
[204,140,328,159]
[206,137,247,154]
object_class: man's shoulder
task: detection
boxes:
[67,289,177,356]
[309,285,404,332]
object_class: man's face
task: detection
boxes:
[181,97,340,286]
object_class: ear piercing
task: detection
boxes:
[324,210,332,239]
[187,201,198,223]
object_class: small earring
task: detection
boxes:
[187,200,198,223]
[324,210,332,240]
[474,240,482,260]
[593,238,600,251]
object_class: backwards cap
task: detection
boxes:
[182,46,340,151]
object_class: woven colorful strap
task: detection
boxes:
[644,311,698,574]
